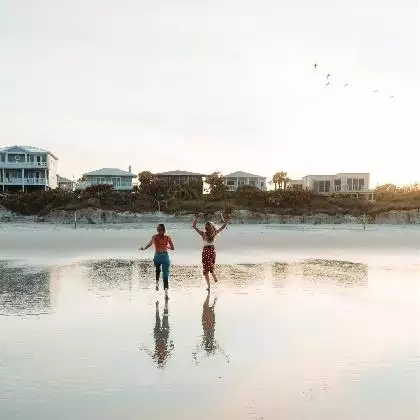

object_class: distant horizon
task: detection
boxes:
[1,143,418,187]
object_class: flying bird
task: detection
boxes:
[373,89,379,93]
[344,83,349,87]
[326,74,331,79]
[314,63,318,69]
[390,96,395,99]
[325,82,330,87]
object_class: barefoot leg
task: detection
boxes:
[204,273,210,290]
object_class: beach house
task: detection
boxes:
[154,170,207,187]
[154,170,206,195]
[0,145,58,192]
[57,175,74,190]
[223,171,267,191]
[293,173,373,199]
[81,167,137,191]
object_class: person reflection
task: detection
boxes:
[141,299,174,368]
[202,292,217,354]
[193,293,229,363]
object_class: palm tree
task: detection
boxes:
[282,174,291,190]
[272,171,289,190]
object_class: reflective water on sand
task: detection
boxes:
[1,251,419,420]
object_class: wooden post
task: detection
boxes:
[363,213,366,230]
[74,211,77,230]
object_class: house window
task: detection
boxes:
[97,177,105,184]
[334,179,341,191]
[239,179,245,185]
[112,177,121,187]
[325,180,330,192]
[227,179,235,186]
[346,178,364,191]
[314,180,331,193]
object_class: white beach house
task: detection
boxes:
[80,167,137,191]
[292,173,373,199]
[0,145,58,192]
[223,171,267,191]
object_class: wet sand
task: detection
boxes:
[0,224,419,419]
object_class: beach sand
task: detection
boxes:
[0,223,419,420]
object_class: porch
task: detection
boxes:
[85,177,133,190]
[225,177,266,191]
[0,161,47,168]
[1,169,48,191]
[2,178,47,185]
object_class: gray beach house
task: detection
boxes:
[81,167,137,191]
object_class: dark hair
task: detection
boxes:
[157,223,166,234]
[205,222,217,241]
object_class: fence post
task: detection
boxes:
[74,211,77,230]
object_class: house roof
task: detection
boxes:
[302,174,332,178]
[0,145,58,160]
[303,173,370,178]
[224,171,266,179]
[83,168,137,177]
[57,175,73,183]
[155,170,206,177]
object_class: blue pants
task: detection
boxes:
[154,252,170,289]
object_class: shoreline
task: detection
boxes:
[1,206,420,225]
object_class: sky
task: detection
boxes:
[0,0,419,186]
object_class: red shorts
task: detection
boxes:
[202,246,216,275]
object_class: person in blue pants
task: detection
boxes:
[140,224,175,298]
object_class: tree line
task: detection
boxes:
[1,170,418,217]
[374,183,420,201]
[135,170,293,198]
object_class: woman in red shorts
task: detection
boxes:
[192,214,229,290]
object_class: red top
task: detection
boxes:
[153,234,173,252]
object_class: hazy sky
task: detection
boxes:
[1,0,419,185]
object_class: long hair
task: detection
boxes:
[205,222,217,241]
[157,223,166,235]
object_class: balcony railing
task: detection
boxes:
[312,185,371,193]
[85,181,133,188]
[0,161,47,168]
[226,184,266,191]
[333,185,370,192]
[1,178,47,185]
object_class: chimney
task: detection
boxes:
[129,165,132,173]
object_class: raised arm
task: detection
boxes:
[139,235,155,250]
[167,236,175,250]
[216,222,228,233]
[192,214,204,237]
